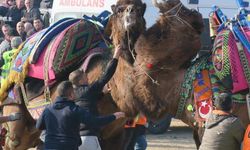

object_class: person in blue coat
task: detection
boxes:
[36,81,125,150]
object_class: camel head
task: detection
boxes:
[126,0,204,118]
[110,0,146,64]
[152,0,204,34]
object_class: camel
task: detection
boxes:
[108,0,250,148]
[2,0,213,149]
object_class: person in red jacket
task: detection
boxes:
[125,113,147,150]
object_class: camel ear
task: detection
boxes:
[111,4,116,13]
[141,3,147,16]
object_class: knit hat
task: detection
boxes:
[11,36,22,49]
[214,93,232,112]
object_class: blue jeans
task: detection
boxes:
[134,135,147,150]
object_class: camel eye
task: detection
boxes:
[116,6,125,14]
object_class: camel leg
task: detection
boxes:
[101,128,134,150]
[193,129,201,150]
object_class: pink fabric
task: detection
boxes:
[80,47,105,72]
[229,27,250,93]
[28,42,55,83]
[28,22,79,83]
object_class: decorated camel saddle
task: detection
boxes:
[182,2,250,124]
[0,11,112,119]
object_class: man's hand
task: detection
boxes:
[21,17,27,23]
[8,113,22,121]
[102,84,111,94]
[113,45,122,59]
[113,112,125,119]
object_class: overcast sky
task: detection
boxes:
[144,0,250,27]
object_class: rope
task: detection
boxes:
[163,3,196,32]
[92,20,113,49]
[126,31,159,85]
[163,2,182,16]
[19,82,28,106]
[43,39,54,103]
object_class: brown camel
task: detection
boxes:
[107,0,249,148]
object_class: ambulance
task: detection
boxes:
[49,0,246,27]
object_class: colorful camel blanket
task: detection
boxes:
[27,20,80,82]
[52,20,103,74]
[0,17,109,102]
[228,27,250,93]
[29,18,80,64]
[213,28,250,93]
[12,30,46,73]
[28,20,104,82]
[193,70,213,121]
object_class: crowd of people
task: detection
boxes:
[0,0,52,68]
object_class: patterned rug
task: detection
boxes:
[29,18,80,64]
[213,28,250,93]
[228,27,250,93]
[52,20,103,75]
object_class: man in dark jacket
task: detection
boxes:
[21,0,41,23]
[199,93,245,150]
[5,0,25,29]
[69,45,121,150]
[36,81,125,150]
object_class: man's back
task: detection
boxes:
[37,97,82,149]
[199,113,244,150]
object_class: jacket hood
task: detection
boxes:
[53,97,73,110]
[206,113,232,129]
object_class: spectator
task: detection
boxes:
[16,21,26,41]
[0,24,13,66]
[69,45,122,150]
[24,21,34,38]
[33,17,43,32]
[10,36,22,49]
[33,0,41,8]
[0,0,14,16]
[5,0,25,29]
[21,0,41,23]
[124,114,147,150]
[36,81,125,150]
[1,24,12,41]
[199,93,245,150]
[1,36,22,79]
[26,29,35,38]
[40,0,53,9]
[24,21,33,32]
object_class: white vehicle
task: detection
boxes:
[49,0,248,26]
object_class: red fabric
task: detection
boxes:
[193,70,213,122]
[243,124,250,150]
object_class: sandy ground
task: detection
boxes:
[28,119,195,150]
[147,119,196,150]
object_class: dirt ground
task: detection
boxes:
[28,119,195,150]
[147,119,196,150]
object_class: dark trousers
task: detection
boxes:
[125,125,147,150]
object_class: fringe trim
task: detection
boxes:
[0,43,26,102]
